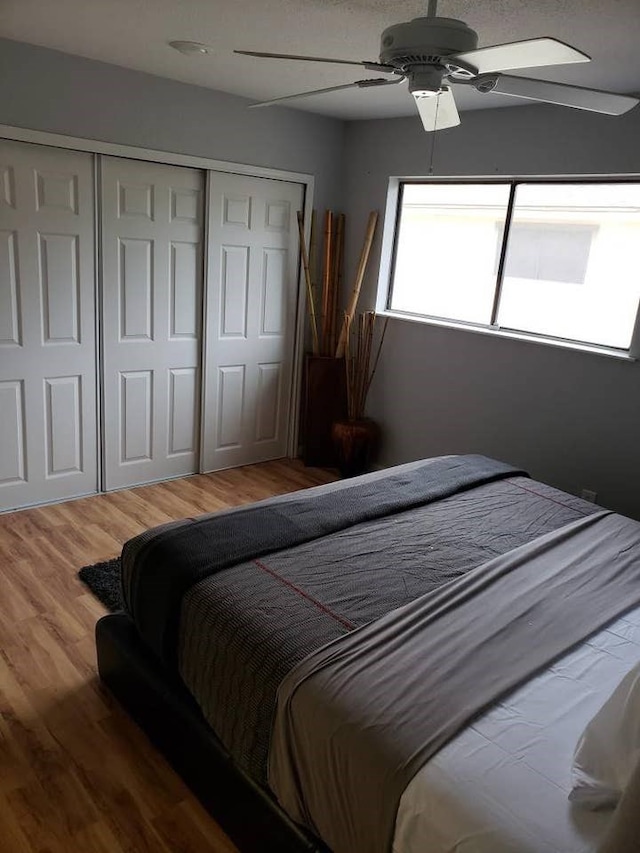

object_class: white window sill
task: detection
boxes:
[377,309,637,363]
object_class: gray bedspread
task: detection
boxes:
[269,511,640,853]
[177,470,597,784]
[122,455,522,663]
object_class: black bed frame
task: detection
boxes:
[96,613,327,853]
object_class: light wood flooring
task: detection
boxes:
[0,459,336,853]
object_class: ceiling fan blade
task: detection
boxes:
[413,87,460,131]
[250,82,362,108]
[248,78,400,108]
[235,50,393,73]
[486,74,639,115]
[453,37,590,74]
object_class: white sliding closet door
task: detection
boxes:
[0,140,97,511]
[201,172,304,471]
[101,156,204,491]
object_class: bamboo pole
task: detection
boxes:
[335,211,379,358]
[362,312,374,416]
[358,311,375,417]
[365,314,389,399]
[329,213,345,355]
[356,314,363,418]
[321,210,334,354]
[296,211,319,355]
[309,209,317,289]
[344,312,353,420]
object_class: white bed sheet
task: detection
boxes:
[393,604,640,853]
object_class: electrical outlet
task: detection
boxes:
[581,489,598,503]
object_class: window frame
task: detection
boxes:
[376,175,640,361]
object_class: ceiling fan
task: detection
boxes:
[235,0,638,131]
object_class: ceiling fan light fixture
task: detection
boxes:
[408,67,446,97]
[169,40,212,56]
[413,86,460,130]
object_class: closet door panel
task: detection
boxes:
[0,140,97,511]
[101,157,204,491]
[202,173,304,471]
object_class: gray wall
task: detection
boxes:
[0,38,345,214]
[3,37,639,517]
[343,103,640,518]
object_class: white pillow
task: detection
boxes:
[570,660,640,810]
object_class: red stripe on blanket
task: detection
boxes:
[506,478,593,515]
[253,559,355,631]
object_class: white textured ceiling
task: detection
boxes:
[0,0,639,121]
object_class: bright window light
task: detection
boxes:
[391,183,511,325]
[386,179,640,352]
[497,183,640,349]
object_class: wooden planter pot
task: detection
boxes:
[301,355,347,467]
[331,418,380,478]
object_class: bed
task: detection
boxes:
[95,455,640,853]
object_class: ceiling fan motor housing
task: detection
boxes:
[380,17,478,68]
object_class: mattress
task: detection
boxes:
[394,604,640,853]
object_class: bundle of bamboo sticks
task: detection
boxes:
[344,311,389,421]
[297,209,343,356]
[297,209,379,358]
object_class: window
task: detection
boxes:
[385,180,640,352]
